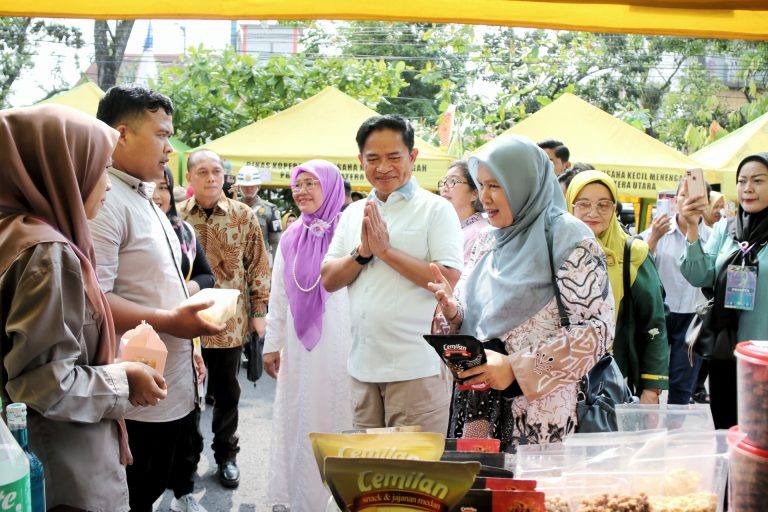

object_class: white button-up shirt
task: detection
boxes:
[641,215,712,314]
[325,178,464,382]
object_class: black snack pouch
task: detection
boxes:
[441,450,506,468]
[423,334,490,391]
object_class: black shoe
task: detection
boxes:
[691,390,710,404]
[205,394,215,406]
[217,460,240,488]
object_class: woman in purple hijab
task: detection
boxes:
[263,160,353,511]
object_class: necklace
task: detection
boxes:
[292,254,322,292]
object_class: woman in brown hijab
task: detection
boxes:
[0,105,167,511]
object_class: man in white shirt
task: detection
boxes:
[642,179,712,405]
[90,85,224,512]
[322,115,464,435]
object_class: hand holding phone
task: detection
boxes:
[685,168,707,199]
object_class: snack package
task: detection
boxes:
[452,489,546,512]
[324,457,480,511]
[119,320,167,375]
[441,450,506,468]
[423,334,489,391]
[343,426,423,434]
[309,432,445,484]
[179,287,240,325]
[470,477,537,491]
[445,438,501,453]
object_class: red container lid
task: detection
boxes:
[735,341,768,365]
[729,426,768,459]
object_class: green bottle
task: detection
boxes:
[0,397,31,512]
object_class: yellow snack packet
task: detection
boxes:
[325,457,480,511]
[309,432,445,485]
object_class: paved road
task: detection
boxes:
[153,364,278,512]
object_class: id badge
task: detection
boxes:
[724,265,757,311]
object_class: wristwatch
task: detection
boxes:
[350,246,374,265]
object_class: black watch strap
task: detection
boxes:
[350,247,373,265]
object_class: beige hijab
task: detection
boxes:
[0,104,131,463]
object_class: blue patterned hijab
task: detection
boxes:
[461,134,593,339]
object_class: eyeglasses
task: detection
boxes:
[438,178,469,190]
[291,179,320,193]
[572,199,616,216]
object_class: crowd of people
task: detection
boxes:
[1,83,767,512]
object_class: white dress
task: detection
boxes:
[264,249,354,511]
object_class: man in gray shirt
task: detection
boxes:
[90,84,224,512]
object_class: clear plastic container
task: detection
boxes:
[515,443,565,479]
[615,403,714,433]
[735,341,768,449]
[728,426,768,512]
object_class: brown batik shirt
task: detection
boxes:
[178,194,270,349]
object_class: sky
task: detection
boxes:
[9,19,235,106]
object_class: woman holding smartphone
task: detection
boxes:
[680,153,768,429]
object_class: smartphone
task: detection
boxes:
[686,168,707,198]
[655,198,671,218]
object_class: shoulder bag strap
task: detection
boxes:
[546,224,570,328]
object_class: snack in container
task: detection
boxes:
[728,426,768,512]
[179,287,240,324]
[735,340,768,448]
[119,320,167,375]
[324,457,480,511]
[309,432,445,484]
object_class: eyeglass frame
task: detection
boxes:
[291,179,321,194]
[438,177,470,190]
[571,199,617,216]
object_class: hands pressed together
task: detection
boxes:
[359,201,390,259]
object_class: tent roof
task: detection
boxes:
[690,112,768,173]
[502,93,700,171]
[480,93,710,198]
[4,1,768,40]
[37,81,104,117]
[199,86,450,164]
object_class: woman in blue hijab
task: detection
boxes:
[429,135,614,450]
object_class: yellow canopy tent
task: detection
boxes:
[36,82,189,181]
[192,86,453,190]
[478,92,715,200]
[690,112,768,198]
[38,81,104,116]
[3,1,768,41]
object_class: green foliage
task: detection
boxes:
[154,45,407,147]
[0,17,84,107]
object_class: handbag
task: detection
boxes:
[246,332,264,382]
[546,227,637,433]
[685,292,737,361]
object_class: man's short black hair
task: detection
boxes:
[537,139,564,151]
[554,145,570,163]
[356,115,415,153]
[97,84,174,128]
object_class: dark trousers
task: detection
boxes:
[167,408,203,498]
[667,312,703,405]
[125,417,184,512]
[202,346,241,464]
[709,358,738,430]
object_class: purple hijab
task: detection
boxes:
[281,160,345,351]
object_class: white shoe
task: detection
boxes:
[171,494,208,512]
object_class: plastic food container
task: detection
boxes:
[735,341,768,449]
[615,403,714,433]
[728,426,768,512]
[180,288,240,325]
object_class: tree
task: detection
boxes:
[94,20,134,91]
[0,17,84,107]
[154,45,407,148]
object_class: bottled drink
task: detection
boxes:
[0,397,31,512]
[6,403,42,512]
